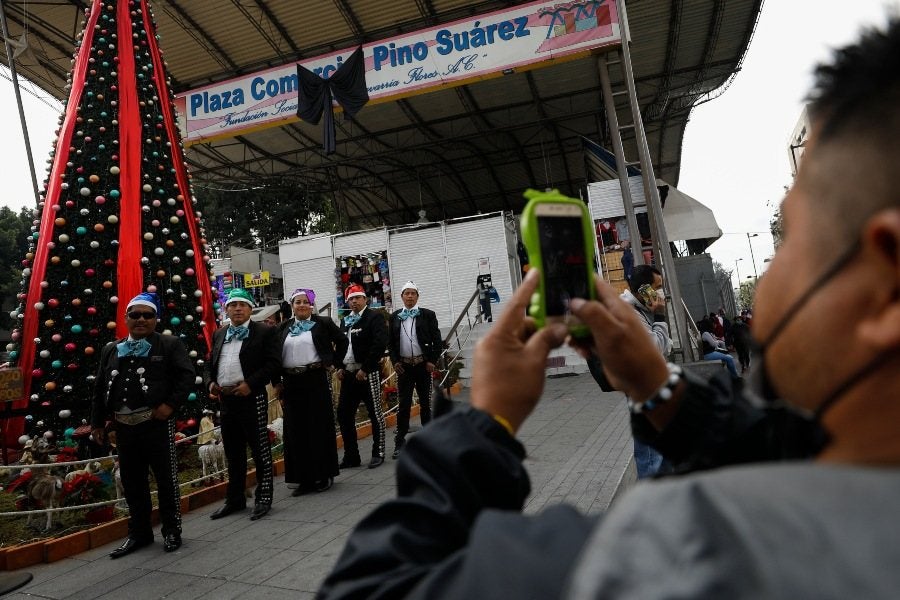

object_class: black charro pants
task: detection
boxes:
[396,362,432,441]
[116,417,180,540]
[220,392,273,508]
[337,371,385,460]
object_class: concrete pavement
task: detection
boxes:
[4,374,634,599]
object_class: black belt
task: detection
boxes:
[399,355,426,366]
[284,363,324,374]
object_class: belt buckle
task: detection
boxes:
[115,409,152,426]
[219,385,239,395]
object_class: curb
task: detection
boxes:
[0,405,419,571]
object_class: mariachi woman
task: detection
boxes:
[275,288,348,495]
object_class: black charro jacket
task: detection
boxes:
[388,307,442,365]
[209,319,281,396]
[273,315,349,380]
[90,332,195,428]
[339,307,388,375]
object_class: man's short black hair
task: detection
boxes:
[808,17,900,143]
[628,264,661,295]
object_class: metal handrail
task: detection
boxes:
[318,302,332,319]
[443,288,482,348]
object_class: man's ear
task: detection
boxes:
[857,209,900,350]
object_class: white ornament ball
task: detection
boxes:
[18,435,30,446]
[108,215,119,224]
[144,233,154,240]
[59,409,72,418]
[154,247,164,256]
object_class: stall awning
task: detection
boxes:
[658,179,723,252]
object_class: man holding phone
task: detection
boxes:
[320,20,900,598]
[619,264,673,478]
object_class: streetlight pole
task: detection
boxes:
[746,233,759,279]
[734,258,743,287]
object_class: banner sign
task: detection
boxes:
[174,0,621,145]
[244,271,271,288]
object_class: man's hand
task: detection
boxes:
[569,276,669,402]
[355,369,368,382]
[649,294,667,315]
[394,362,405,375]
[209,382,221,400]
[232,381,251,397]
[336,369,345,381]
[469,269,568,434]
[152,403,174,420]
[92,428,105,445]
[425,362,436,373]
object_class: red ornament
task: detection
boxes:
[32,368,43,378]
[64,343,77,353]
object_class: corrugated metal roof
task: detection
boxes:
[1,0,763,228]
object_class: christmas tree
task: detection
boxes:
[3,0,218,449]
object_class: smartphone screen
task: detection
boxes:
[537,214,590,316]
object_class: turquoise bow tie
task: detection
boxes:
[398,308,420,321]
[289,319,316,336]
[344,313,361,327]
[225,325,249,343]
[117,338,151,358]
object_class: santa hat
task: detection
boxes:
[344,284,366,300]
[289,288,316,304]
[401,281,419,294]
[126,292,161,315]
[224,288,256,307]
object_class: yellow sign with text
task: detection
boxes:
[0,367,24,402]
[244,271,270,288]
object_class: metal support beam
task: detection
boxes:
[0,0,40,206]
[613,0,694,362]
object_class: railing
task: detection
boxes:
[680,298,701,362]
[437,287,485,390]
[318,302,332,319]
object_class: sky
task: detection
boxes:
[678,0,898,286]
[0,0,897,289]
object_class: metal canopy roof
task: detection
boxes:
[2,0,762,230]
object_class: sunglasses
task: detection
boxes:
[127,311,157,320]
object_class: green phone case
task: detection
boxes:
[520,188,597,337]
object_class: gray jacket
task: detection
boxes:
[620,289,673,356]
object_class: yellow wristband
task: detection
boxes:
[492,414,515,436]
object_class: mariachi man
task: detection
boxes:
[388,281,443,459]
[208,288,281,521]
[91,292,195,558]
[336,284,389,469]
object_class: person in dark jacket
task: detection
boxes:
[91,292,195,558]
[319,20,900,599]
[274,287,348,495]
[388,281,443,459]
[731,315,753,374]
[336,284,389,469]
[208,288,281,522]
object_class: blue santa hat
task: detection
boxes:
[126,292,162,315]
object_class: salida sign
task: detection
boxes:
[174,0,621,144]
